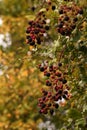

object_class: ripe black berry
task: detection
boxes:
[64,16,69,21]
[58,22,63,28]
[59,9,63,14]
[61,30,65,35]
[73,17,78,22]
[42,20,46,24]
[58,89,62,94]
[41,104,46,109]
[29,41,35,46]
[31,6,36,11]
[46,81,52,86]
[37,39,41,45]
[58,96,62,100]
[28,21,33,25]
[34,30,39,34]
[71,24,76,29]
[42,90,48,96]
[56,72,61,77]
[78,9,83,14]
[45,26,50,30]
[65,30,71,36]
[64,91,68,95]
[58,63,62,67]
[52,5,56,10]
[26,30,30,34]
[40,67,45,72]
[26,35,31,39]
[47,103,51,107]
[28,37,32,42]
[54,103,59,109]
[63,94,66,99]
[50,109,54,115]
[45,72,50,77]
[62,79,67,84]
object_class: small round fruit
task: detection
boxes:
[64,16,69,21]
[45,26,50,30]
[40,67,45,72]
[58,63,62,67]
[54,103,59,109]
[52,5,56,10]
[59,9,63,14]
[50,109,54,115]
[30,41,35,46]
[78,9,83,14]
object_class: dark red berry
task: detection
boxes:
[42,96,46,101]
[55,86,59,91]
[43,110,48,114]
[54,96,59,101]
[48,1,51,5]
[39,109,42,114]
[49,66,53,71]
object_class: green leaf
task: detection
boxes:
[68,108,82,120]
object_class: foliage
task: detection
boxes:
[0,0,87,130]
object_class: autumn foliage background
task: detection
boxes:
[0,0,87,130]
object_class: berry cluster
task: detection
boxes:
[25,1,84,116]
[26,19,47,46]
[38,61,71,115]
[26,1,59,47]
[57,4,83,36]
